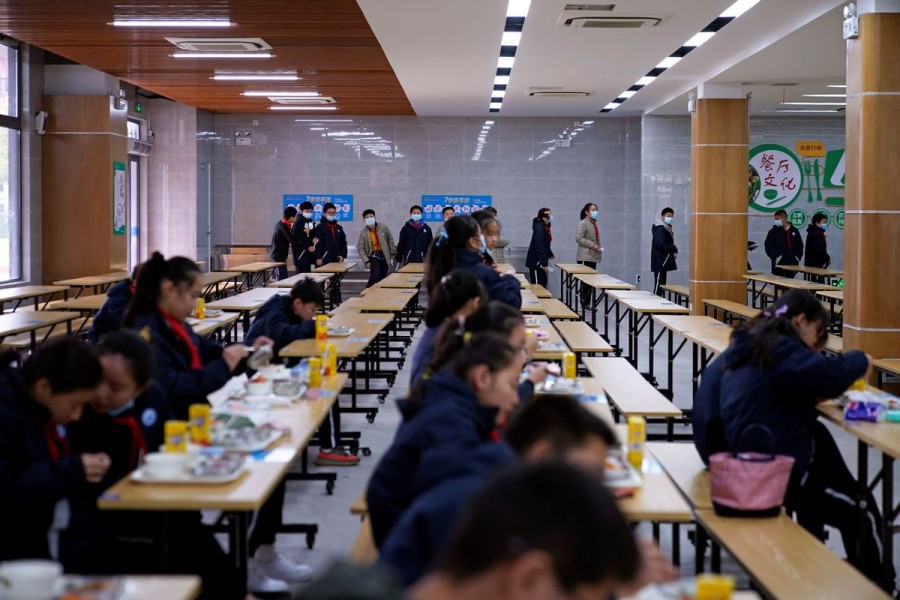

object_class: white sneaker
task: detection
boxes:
[247,561,289,593]
[253,553,314,583]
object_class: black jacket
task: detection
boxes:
[131,311,235,419]
[366,371,500,549]
[0,362,87,561]
[245,294,315,354]
[396,221,433,265]
[693,341,738,465]
[313,219,348,264]
[804,224,830,269]
[454,248,521,308]
[651,223,678,272]
[291,215,316,267]
[720,331,867,486]
[89,279,133,343]
[764,224,803,271]
[525,219,553,269]
[269,220,293,262]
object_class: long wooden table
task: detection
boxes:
[575,273,636,335]
[554,262,597,309]
[314,261,357,307]
[652,315,732,399]
[0,310,81,351]
[0,285,70,312]
[777,264,844,284]
[743,273,832,308]
[398,262,424,274]
[62,575,201,600]
[551,320,614,364]
[186,312,241,342]
[539,297,579,320]
[99,373,347,595]
[46,293,108,314]
[225,261,286,291]
[527,314,571,361]
[54,271,129,297]
[206,287,288,332]
[270,271,333,288]
[608,291,689,381]
[199,271,241,299]
[873,358,900,388]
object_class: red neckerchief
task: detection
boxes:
[160,310,202,369]
[326,222,338,237]
[128,283,136,294]
[409,219,423,229]
[592,220,599,246]
[784,227,792,255]
[112,415,147,470]
[44,425,70,461]
[544,224,552,242]
[281,219,292,227]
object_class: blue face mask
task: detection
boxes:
[106,399,135,417]
[302,212,313,220]
[546,215,553,223]
[589,210,598,220]
[773,219,783,227]
[664,216,673,225]
[820,223,828,230]
[365,217,376,227]
[326,214,337,222]
[411,213,422,222]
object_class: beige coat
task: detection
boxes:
[575,217,602,263]
[357,223,396,264]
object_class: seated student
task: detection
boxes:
[64,332,244,600]
[0,338,108,562]
[89,264,140,343]
[123,252,308,593]
[396,205,433,266]
[425,215,520,308]
[408,462,640,600]
[245,279,356,466]
[367,334,523,549]
[720,290,892,588]
[409,269,487,386]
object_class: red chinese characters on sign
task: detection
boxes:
[780,177,796,191]
[760,153,775,172]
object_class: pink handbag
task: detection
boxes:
[709,425,795,517]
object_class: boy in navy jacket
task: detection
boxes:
[313,202,348,305]
[396,205,433,266]
[764,209,804,278]
[291,201,316,274]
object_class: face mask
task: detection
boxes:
[820,223,828,230]
[302,212,313,220]
[411,214,422,222]
[480,234,488,254]
[326,215,337,222]
[365,217,376,227]
[664,217,673,225]
[546,215,553,223]
[589,210,598,220]
[773,219,783,227]
[106,399,135,417]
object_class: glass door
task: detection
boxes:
[127,156,140,272]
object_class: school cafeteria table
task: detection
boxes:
[0,310,81,351]
[777,264,844,284]
[0,285,70,312]
[206,287,288,332]
[525,283,553,298]
[538,298,579,320]
[60,575,201,600]
[46,293,107,314]
[527,314,571,361]
[873,358,900,389]
[199,271,241,299]
[54,271,129,298]
[518,290,544,313]
[397,262,424,274]
[270,271,333,288]
[602,289,658,352]
[314,261,357,306]
[99,374,348,595]
[611,293,689,381]
[652,315,732,399]
[551,320,614,365]
[331,288,420,347]
[575,273,635,334]
[186,312,241,343]
[554,262,597,309]
[225,261,285,291]
[742,273,831,308]
[817,289,844,332]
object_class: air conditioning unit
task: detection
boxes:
[165,37,272,52]
[557,10,665,28]
[527,87,594,98]
[270,96,337,105]
[128,138,153,156]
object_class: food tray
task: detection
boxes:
[210,426,285,453]
[327,326,354,337]
[604,454,642,489]
[537,377,584,395]
[523,316,541,328]
[131,455,248,484]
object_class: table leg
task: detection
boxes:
[229,511,251,595]
[667,329,674,397]
[856,440,868,568]
[694,526,707,574]
[628,308,636,367]
[881,453,894,589]
[672,523,680,567]
[692,343,699,399]
[648,315,655,383]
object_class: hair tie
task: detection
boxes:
[763,310,772,318]
[454,316,466,336]
[435,229,449,247]
[463,331,473,345]
[774,305,789,318]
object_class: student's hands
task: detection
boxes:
[315,259,323,267]
[307,246,315,253]
[338,256,345,263]
[523,333,538,359]
[251,336,274,350]
[526,363,550,386]
[364,261,370,271]
[81,453,112,483]
[617,539,679,596]
[222,344,250,371]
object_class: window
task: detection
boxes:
[0,41,19,283]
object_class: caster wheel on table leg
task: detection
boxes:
[306,533,316,549]
[326,481,335,495]
[362,447,372,457]
[378,394,387,404]
[366,412,376,424]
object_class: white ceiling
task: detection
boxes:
[356,0,847,117]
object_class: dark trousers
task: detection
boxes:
[249,480,286,555]
[773,264,798,279]
[294,262,311,275]
[577,260,597,309]
[274,265,289,281]
[652,270,668,296]
[366,252,389,288]
[528,267,548,287]
[785,422,894,588]
[315,403,341,450]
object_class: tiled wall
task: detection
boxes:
[196,109,216,265]
[210,115,643,293]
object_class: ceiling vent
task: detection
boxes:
[165,37,272,53]
[127,138,153,157]
[561,15,663,27]
[563,3,615,10]
[270,96,336,105]
[527,87,594,98]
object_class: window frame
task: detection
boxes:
[0,38,21,284]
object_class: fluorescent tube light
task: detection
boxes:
[112,19,233,27]
[494,75,511,86]
[269,106,337,111]
[490,102,503,109]
[763,109,839,113]
[827,84,847,88]
[242,91,318,97]
[213,74,298,81]
[655,57,682,69]
[719,0,760,18]
[497,56,515,69]
[802,94,846,98]
[501,32,522,46]
[619,90,637,98]
[635,76,656,86]
[507,0,532,18]
[684,32,715,47]
[603,102,620,110]
[493,90,506,98]
[781,102,846,106]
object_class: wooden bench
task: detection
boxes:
[0,317,92,350]
[703,299,759,324]
[823,334,843,356]
[538,298,579,320]
[348,516,378,565]
[552,320,614,367]
[525,283,553,298]
[660,284,690,307]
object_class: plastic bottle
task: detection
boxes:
[626,416,645,471]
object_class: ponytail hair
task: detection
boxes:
[579,203,596,220]
[124,252,201,327]
[734,289,828,369]
[424,215,480,295]
[425,269,487,328]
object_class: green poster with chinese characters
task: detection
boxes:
[113,161,126,236]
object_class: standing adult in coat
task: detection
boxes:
[525,207,554,287]
[650,207,677,296]
[804,213,830,283]
[764,209,804,278]
[575,202,603,308]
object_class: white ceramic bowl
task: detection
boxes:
[0,560,63,600]
[142,452,187,478]
[246,379,273,396]
[256,365,290,380]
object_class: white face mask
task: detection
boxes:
[664,216,673,225]
[411,213,422,222]
[589,210,598,220]
[774,219,783,227]
[365,217,376,227]
[302,212,313,220]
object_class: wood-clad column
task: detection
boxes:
[844,4,900,359]
[689,92,749,315]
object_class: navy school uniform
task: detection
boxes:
[525,218,554,270]
[89,279,133,343]
[692,345,735,466]
[453,247,521,308]
[764,224,804,275]
[650,223,678,273]
[269,220,293,263]
[0,362,87,562]
[245,293,316,354]
[313,219,348,265]
[804,223,830,269]
[291,215,316,271]
[366,370,500,549]
[396,220,433,265]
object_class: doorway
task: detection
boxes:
[127,156,140,272]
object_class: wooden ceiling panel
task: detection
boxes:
[0,0,414,115]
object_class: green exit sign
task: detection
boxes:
[135,102,142,113]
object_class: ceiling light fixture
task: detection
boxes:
[501,32,522,46]
[619,91,637,98]
[828,84,847,88]
[174,52,272,59]
[719,0,760,18]
[111,19,234,27]
[764,109,840,113]
[494,76,511,86]
[490,0,532,113]
[603,102,621,110]
[507,0,532,17]
[781,102,846,106]
[490,102,503,109]
[242,91,318,97]
[635,76,657,86]
[655,57,682,69]
[213,73,298,81]
[269,106,337,111]
[683,32,715,47]
[497,56,515,69]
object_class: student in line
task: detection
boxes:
[245,279,357,466]
[425,215,520,308]
[575,203,602,308]
[123,253,308,593]
[89,264,141,343]
[719,290,891,587]
[650,206,678,296]
[314,202,348,305]
[367,334,524,548]
[471,210,502,267]
[291,200,317,275]
[481,207,509,261]
[269,206,297,281]
[525,207,554,287]
[764,209,804,278]
[434,206,456,238]
[804,212,830,282]
[358,209,397,288]
[408,462,640,600]
[409,269,487,386]
[396,205,433,267]
[0,338,107,562]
